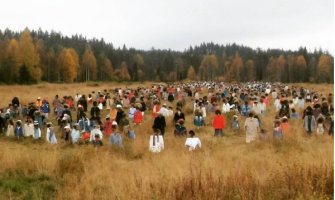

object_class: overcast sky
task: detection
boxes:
[0,0,333,52]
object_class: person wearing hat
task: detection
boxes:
[115,104,125,125]
[46,122,57,144]
[33,121,41,139]
[69,123,79,144]
[109,124,123,148]
[102,115,112,136]
[63,125,71,141]
[34,110,43,128]
[280,116,289,136]
[90,124,103,142]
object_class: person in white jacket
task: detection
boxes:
[149,129,164,153]
[185,130,201,151]
[46,122,57,144]
[23,118,34,137]
[222,99,231,113]
[90,125,103,142]
[33,121,41,139]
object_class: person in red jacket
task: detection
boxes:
[212,109,225,137]
[133,107,143,125]
[103,115,113,136]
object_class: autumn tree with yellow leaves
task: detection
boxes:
[115,61,131,81]
[316,54,333,83]
[187,65,197,80]
[199,55,218,80]
[82,47,97,81]
[57,48,79,83]
[17,28,42,83]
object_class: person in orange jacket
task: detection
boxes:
[280,116,289,136]
[212,109,225,137]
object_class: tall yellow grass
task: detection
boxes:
[0,82,333,199]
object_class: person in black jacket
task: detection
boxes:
[90,101,100,121]
[62,104,72,123]
[152,112,166,136]
[115,104,125,125]
[78,95,88,112]
[173,107,185,124]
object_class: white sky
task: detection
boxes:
[0,0,333,53]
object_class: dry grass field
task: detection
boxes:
[0,82,333,200]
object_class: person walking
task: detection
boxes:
[212,110,225,137]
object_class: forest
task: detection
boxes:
[0,28,333,84]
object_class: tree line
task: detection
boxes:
[0,28,333,84]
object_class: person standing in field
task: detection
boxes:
[173,107,185,124]
[23,118,34,137]
[90,125,103,142]
[110,125,123,148]
[273,120,283,140]
[212,109,225,137]
[46,122,57,144]
[185,130,201,151]
[303,110,316,135]
[149,129,164,153]
[280,116,289,136]
[41,99,50,121]
[33,121,41,139]
[193,109,204,130]
[152,112,167,136]
[6,119,15,137]
[71,124,80,144]
[133,106,143,125]
[244,112,259,143]
[316,117,325,135]
[102,115,113,136]
[151,100,160,119]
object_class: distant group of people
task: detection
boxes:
[0,81,333,153]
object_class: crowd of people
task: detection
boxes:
[0,81,333,152]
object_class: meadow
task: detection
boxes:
[0,82,333,200]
